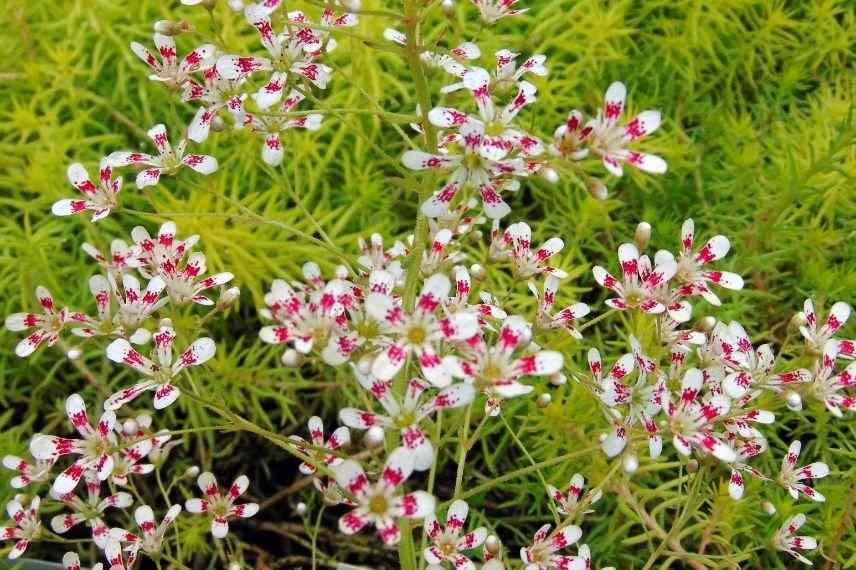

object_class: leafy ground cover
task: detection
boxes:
[0,0,854,568]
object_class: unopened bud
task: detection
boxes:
[66,347,82,360]
[228,563,241,570]
[217,286,240,310]
[184,466,200,479]
[122,419,139,435]
[785,391,803,412]
[441,0,454,16]
[622,454,639,474]
[469,230,483,243]
[335,265,349,280]
[343,0,361,12]
[792,311,806,327]
[686,459,699,473]
[469,263,486,281]
[154,19,195,35]
[536,393,551,408]
[541,167,559,184]
[598,432,607,444]
[549,372,567,386]
[762,501,776,516]
[210,115,226,132]
[585,177,608,200]
[365,426,385,448]
[281,349,302,367]
[634,222,651,251]
[357,355,373,375]
[295,502,307,516]
[485,534,500,555]
[696,316,717,333]
[159,317,173,328]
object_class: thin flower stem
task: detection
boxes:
[441,443,603,510]
[578,308,617,332]
[453,403,473,498]
[499,413,560,525]
[311,504,326,570]
[401,0,439,312]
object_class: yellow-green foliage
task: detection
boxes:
[0,0,853,568]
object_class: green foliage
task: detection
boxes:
[0,0,853,568]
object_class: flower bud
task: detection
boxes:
[485,534,501,555]
[686,459,699,473]
[785,391,803,411]
[343,0,361,12]
[159,317,173,328]
[598,432,607,444]
[123,419,139,435]
[335,265,349,280]
[469,230,483,243]
[281,349,302,367]
[295,502,307,516]
[154,19,195,35]
[365,426,385,448]
[622,454,639,474]
[184,466,200,479]
[441,0,454,16]
[469,263,486,281]
[696,316,717,333]
[549,372,567,386]
[228,563,241,570]
[210,115,226,133]
[66,347,82,360]
[357,355,373,375]
[762,501,777,516]
[791,311,806,327]
[634,222,651,251]
[585,177,608,200]
[536,393,551,408]
[217,286,240,311]
[541,167,559,184]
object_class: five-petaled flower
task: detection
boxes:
[365,273,479,387]
[105,323,216,410]
[0,496,41,560]
[519,523,584,570]
[50,471,132,548]
[546,473,602,517]
[110,504,182,559]
[107,124,218,189]
[52,161,122,222]
[5,286,87,358]
[447,315,563,415]
[582,81,666,177]
[403,66,542,220]
[471,0,528,24]
[30,394,118,494]
[777,440,829,502]
[668,219,744,306]
[592,243,677,314]
[2,454,56,489]
[130,32,214,88]
[289,415,350,476]
[528,275,590,338]
[800,298,852,357]
[662,368,736,463]
[773,513,816,566]
[340,370,474,470]
[423,499,488,570]
[185,472,259,538]
[332,447,435,545]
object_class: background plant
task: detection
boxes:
[0,0,854,568]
